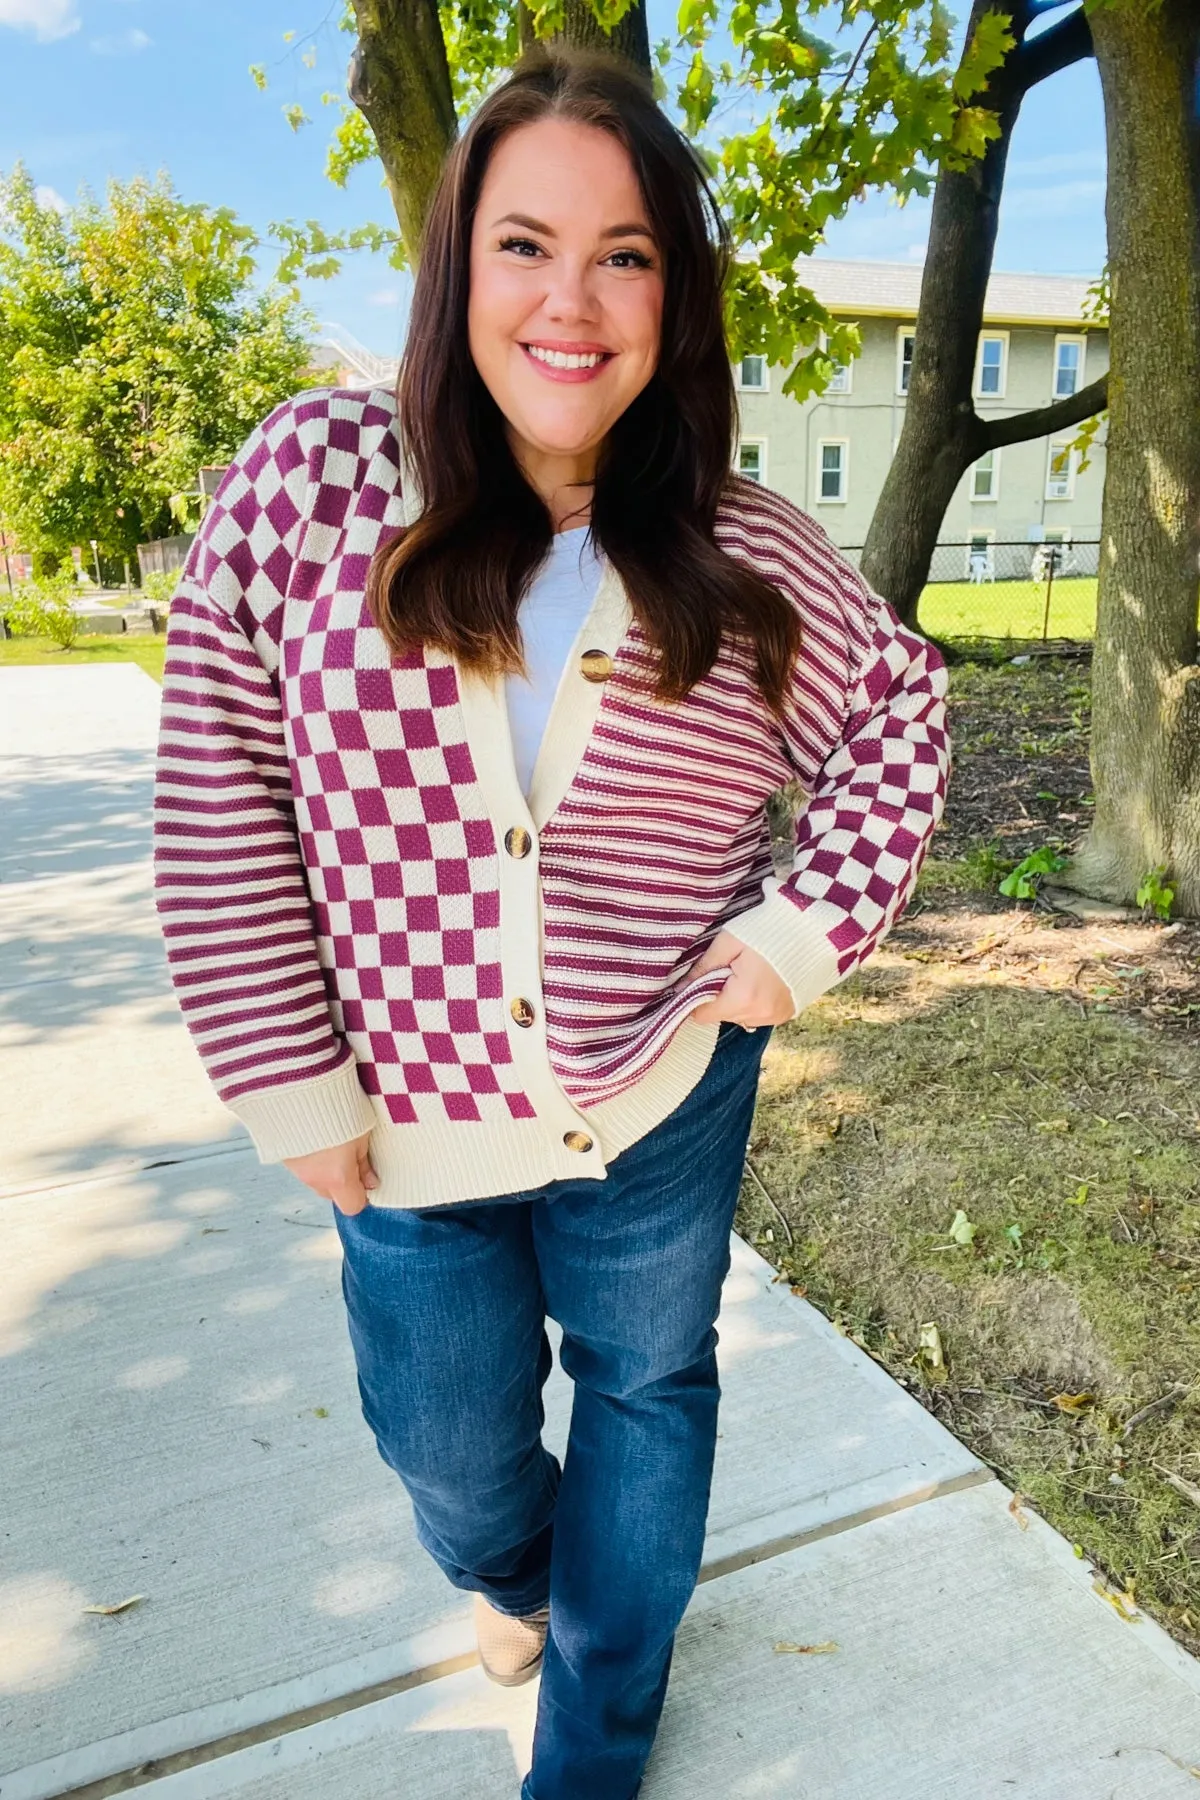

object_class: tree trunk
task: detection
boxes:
[349,2,651,264]
[1062,0,1200,914]
[349,0,458,263]
[518,0,651,78]
[860,2,1095,628]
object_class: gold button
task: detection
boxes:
[579,648,613,684]
[504,826,532,859]
[563,1130,594,1154]
[510,997,536,1028]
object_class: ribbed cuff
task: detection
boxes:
[228,1057,379,1163]
[722,891,844,1019]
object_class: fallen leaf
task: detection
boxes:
[916,1320,946,1377]
[1051,1391,1095,1414]
[1065,1183,1089,1207]
[1008,1492,1031,1530]
[1036,1117,1071,1133]
[312,1406,329,1419]
[774,1640,839,1655]
[1091,1577,1139,1622]
[83,1595,146,1616]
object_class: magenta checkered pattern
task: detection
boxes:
[154,386,951,1132]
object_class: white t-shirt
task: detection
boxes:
[506,524,604,797]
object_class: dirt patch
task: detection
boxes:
[752,649,1200,1653]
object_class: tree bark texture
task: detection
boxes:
[1064,0,1200,913]
[860,1,1097,629]
[518,0,651,79]
[349,0,458,263]
[349,2,651,263]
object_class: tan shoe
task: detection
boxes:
[473,1592,551,1687]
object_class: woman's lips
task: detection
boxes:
[519,343,615,384]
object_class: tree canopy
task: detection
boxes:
[0,169,317,567]
[257,0,1013,402]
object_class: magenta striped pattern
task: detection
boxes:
[153,389,949,1125]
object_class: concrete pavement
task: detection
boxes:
[3,664,1199,1800]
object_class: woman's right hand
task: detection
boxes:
[283,1131,379,1216]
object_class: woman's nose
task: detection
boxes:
[543,259,599,323]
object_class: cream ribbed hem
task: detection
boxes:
[229,1013,720,1209]
[722,890,844,1018]
[230,1057,378,1162]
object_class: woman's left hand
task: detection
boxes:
[688,930,795,1028]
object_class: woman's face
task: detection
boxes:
[467,117,665,482]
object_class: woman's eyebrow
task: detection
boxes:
[491,211,655,241]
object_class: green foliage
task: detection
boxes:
[0,168,318,566]
[998,845,1069,900]
[1135,865,1174,921]
[141,568,180,604]
[2,574,83,648]
[256,1,1013,397]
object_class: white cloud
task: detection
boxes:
[1003,180,1105,221]
[0,0,80,40]
[905,242,927,262]
[35,183,67,213]
[367,288,402,308]
[90,25,150,54]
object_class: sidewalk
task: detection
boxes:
[3,664,1199,1800]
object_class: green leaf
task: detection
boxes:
[249,63,268,91]
[948,1208,976,1245]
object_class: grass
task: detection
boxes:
[0,633,167,680]
[738,923,1200,1652]
[920,576,1097,642]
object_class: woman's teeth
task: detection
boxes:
[525,345,608,369]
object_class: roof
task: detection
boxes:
[796,258,1100,327]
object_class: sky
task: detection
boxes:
[0,0,1105,358]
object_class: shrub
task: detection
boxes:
[2,576,84,649]
[141,568,180,605]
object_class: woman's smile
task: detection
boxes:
[520,339,617,383]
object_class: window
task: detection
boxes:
[1046,439,1076,500]
[971,448,1000,501]
[1044,527,1072,547]
[975,333,1008,399]
[736,355,767,391]
[816,439,848,503]
[1053,335,1086,399]
[896,330,915,395]
[819,331,852,394]
[737,439,766,483]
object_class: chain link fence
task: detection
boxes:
[841,540,1100,643]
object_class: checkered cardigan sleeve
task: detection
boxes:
[724,561,951,1011]
[152,399,379,1161]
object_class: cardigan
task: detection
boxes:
[152,386,951,1210]
[505,523,604,795]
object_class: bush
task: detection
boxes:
[2,576,84,649]
[141,568,180,605]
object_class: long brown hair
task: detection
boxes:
[367,44,800,710]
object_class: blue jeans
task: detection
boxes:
[333,1021,772,1800]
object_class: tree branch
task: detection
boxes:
[1015,6,1094,93]
[979,372,1108,452]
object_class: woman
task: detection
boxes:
[153,45,950,1800]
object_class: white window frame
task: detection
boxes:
[1045,438,1077,500]
[735,354,768,393]
[736,437,767,484]
[1043,526,1073,547]
[965,529,996,579]
[818,330,852,394]
[970,446,1000,502]
[895,328,916,396]
[974,331,1009,400]
[815,437,849,505]
[1052,334,1086,401]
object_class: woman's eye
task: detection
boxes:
[498,236,543,257]
[606,248,653,270]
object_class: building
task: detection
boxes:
[733,260,1108,572]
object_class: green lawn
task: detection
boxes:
[0,634,167,680]
[919,577,1098,642]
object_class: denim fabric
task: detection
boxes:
[333,1020,773,1800]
